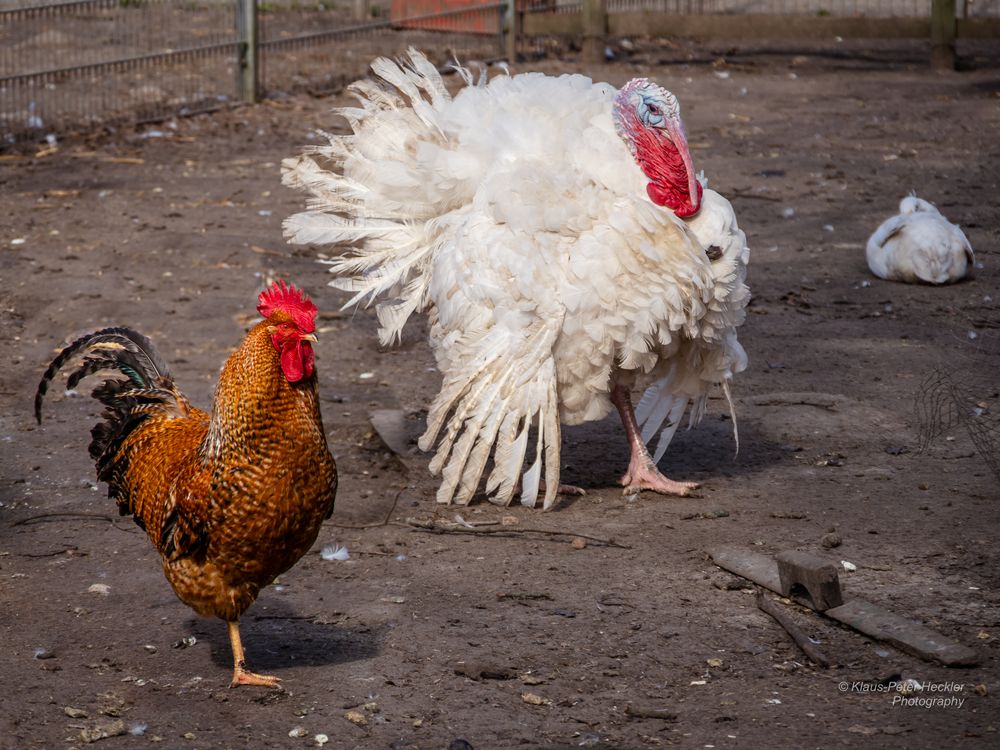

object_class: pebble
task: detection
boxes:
[64,706,89,719]
[520,692,552,706]
[87,583,111,595]
[820,532,842,549]
[78,719,126,744]
[344,710,367,727]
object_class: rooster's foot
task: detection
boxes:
[230,664,283,689]
[227,619,282,689]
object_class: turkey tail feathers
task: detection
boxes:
[282,48,468,345]
[419,318,562,510]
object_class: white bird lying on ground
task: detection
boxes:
[283,49,750,510]
[866,195,974,284]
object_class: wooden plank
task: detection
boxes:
[708,546,979,667]
[826,599,979,667]
[707,545,783,593]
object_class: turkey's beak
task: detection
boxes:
[665,120,700,214]
[301,333,318,343]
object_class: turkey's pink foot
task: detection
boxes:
[619,460,699,497]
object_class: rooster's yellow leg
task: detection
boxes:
[610,385,699,497]
[227,620,282,689]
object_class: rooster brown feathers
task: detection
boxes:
[34,281,337,688]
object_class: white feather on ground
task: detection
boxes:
[283,49,749,509]
[866,195,974,284]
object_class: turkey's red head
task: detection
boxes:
[258,280,318,383]
[613,79,702,218]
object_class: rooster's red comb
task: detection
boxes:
[257,280,317,332]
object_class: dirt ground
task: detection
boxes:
[1,39,999,750]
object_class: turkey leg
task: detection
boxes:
[610,384,699,497]
[227,620,282,688]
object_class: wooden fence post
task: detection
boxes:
[930,0,957,70]
[581,0,606,64]
[237,0,259,103]
[504,0,518,62]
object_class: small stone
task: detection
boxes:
[570,537,587,550]
[711,572,752,591]
[314,734,329,746]
[976,684,988,696]
[521,692,552,706]
[412,719,423,728]
[143,644,157,654]
[182,732,196,740]
[500,515,518,526]
[706,658,724,668]
[78,720,126,744]
[87,583,111,595]
[345,710,367,727]
[820,532,842,549]
[847,725,878,736]
[64,706,89,719]
[362,701,379,713]
[288,726,308,738]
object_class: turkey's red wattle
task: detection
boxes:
[625,112,701,217]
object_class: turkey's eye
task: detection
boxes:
[646,103,661,116]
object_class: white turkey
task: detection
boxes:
[282,49,750,510]
[866,195,974,284]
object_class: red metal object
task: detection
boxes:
[390,0,498,35]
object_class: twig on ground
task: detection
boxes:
[329,489,404,529]
[625,705,678,721]
[11,512,117,527]
[756,588,831,667]
[16,546,82,558]
[402,517,631,549]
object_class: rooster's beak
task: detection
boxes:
[301,333,318,343]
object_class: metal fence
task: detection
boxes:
[1,0,997,144]
[257,1,505,97]
[1,0,239,143]
[0,0,505,144]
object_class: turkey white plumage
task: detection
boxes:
[283,49,750,510]
[866,195,974,285]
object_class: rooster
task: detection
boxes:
[866,195,974,284]
[283,50,748,510]
[34,281,337,688]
